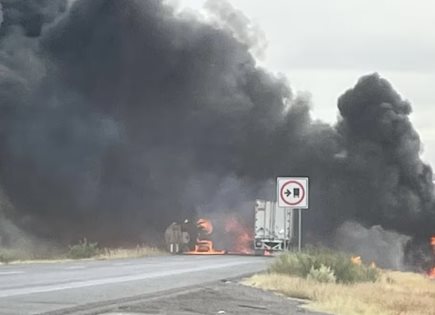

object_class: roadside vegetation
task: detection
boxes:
[67,238,100,259]
[67,238,166,260]
[0,238,165,264]
[0,248,19,264]
[245,249,435,315]
[0,246,65,264]
[97,246,165,259]
[269,247,379,284]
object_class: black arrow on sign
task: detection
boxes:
[285,189,291,197]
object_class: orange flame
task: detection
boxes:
[264,250,273,256]
[428,236,435,279]
[224,215,253,254]
[184,218,225,255]
[183,216,258,255]
[197,218,213,235]
[350,256,377,269]
[351,256,362,265]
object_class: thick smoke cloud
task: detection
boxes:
[0,0,67,37]
[336,75,435,238]
[0,0,433,253]
[334,222,411,269]
[203,0,268,59]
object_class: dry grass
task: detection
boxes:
[0,247,66,264]
[1,246,166,265]
[96,246,167,260]
[244,271,435,315]
[7,258,87,265]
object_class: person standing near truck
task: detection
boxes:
[164,222,182,253]
[181,219,198,252]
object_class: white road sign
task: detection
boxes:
[277,177,309,209]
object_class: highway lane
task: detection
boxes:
[0,255,270,315]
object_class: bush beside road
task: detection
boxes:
[269,248,379,284]
[244,249,435,315]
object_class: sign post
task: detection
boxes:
[298,209,302,252]
[277,177,309,252]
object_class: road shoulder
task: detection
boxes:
[101,279,327,315]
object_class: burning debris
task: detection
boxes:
[164,216,259,255]
[164,218,227,255]
[351,256,362,265]
[224,215,252,254]
[185,218,225,255]
[428,236,435,279]
[0,0,433,268]
[334,222,411,269]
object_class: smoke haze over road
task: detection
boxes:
[0,0,433,260]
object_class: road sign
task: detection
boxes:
[277,177,309,209]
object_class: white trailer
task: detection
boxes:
[254,199,293,251]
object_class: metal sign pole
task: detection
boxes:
[277,177,309,252]
[298,209,302,252]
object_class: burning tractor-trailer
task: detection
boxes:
[164,199,294,256]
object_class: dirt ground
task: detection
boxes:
[101,279,327,315]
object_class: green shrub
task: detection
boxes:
[269,248,380,284]
[0,249,14,263]
[67,238,100,259]
[270,252,314,278]
[307,264,336,283]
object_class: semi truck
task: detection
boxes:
[164,200,294,254]
[254,199,294,251]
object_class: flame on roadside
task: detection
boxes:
[351,256,377,269]
[428,236,435,279]
[264,250,273,256]
[197,218,213,235]
[183,216,258,255]
[184,218,225,255]
[224,215,253,254]
[351,256,362,265]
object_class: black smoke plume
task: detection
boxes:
[0,0,433,252]
[0,0,67,37]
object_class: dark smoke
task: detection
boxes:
[334,222,411,269]
[0,0,67,37]
[0,0,433,253]
[335,75,435,238]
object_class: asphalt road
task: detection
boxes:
[0,255,271,315]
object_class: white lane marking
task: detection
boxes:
[64,266,86,270]
[0,271,25,276]
[112,262,131,266]
[0,260,259,298]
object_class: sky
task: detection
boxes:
[172,0,435,165]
